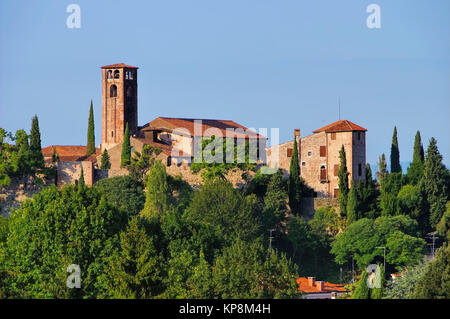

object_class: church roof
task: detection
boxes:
[42,145,101,163]
[140,117,266,139]
[101,63,139,69]
[313,120,367,133]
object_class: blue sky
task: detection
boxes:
[0,0,449,168]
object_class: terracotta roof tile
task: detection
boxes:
[101,63,138,69]
[141,117,266,139]
[297,277,348,293]
[313,120,367,133]
[42,145,101,163]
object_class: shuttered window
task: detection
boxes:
[331,132,336,140]
[287,148,293,157]
[320,146,326,157]
[334,189,339,198]
[334,164,339,176]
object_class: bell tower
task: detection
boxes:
[101,63,138,150]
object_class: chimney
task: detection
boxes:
[307,277,315,287]
[316,281,324,291]
[294,129,300,137]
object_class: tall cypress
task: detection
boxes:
[352,270,370,299]
[422,138,448,228]
[377,153,387,182]
[390,126,401,173]
[407,131,425,185]
[29,115,44,171]
[288,135,302,215]
[100,149,111,169]
[121,123,131,168]
[347,180,358,224]
[86,100,96,155]
[338,145,349,217]
[78,166,85,190]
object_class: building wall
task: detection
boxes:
[300,132,328,196]
[57,161,93,187]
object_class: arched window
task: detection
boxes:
[110,84,117,97]
[114,70,120,79]
[107,70,113,79]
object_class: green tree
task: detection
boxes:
[338,145,349,217]
[94,175,146,217]
[412,244,450,299]
[288,136,302,214]
[127,145,162,183]
[377,153,388,182]
[100,149,111,169]
[437,202,450,242]
[357,164,380,219]
[52,147,59,163]
[407,131,424,185]
[186,178,260,244]
[99,216,164,298]
[352,270,370,299]
[29,115,45,172]
[78,166,85,190]
[121,123,131,168]
[186,251,214,298]
[141,160,171,219]
[422,138,448,228]
[1,185,126,298]
[10,129,32,177]
[347,180,358,224]
[397,184,423,220]
[86,100,96,155]
[287,216,313,262]
[383,262,427,299]
[380,172,402,216]
[262,171,287,230]
[390,126,402,173]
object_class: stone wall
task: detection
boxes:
[57,161,94,187]
[300,197,340,220]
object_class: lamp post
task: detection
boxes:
[376,246,386,270]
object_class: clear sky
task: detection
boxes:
[0,0,449,168]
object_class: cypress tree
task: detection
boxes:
[100,149,111,169]
[86,100,96,155]
[288,135,302,215]
[338,145,349,217]
[347,180,358,224]
[422,138,448,228]
[52,147,59,163]
[78,166,85,190]
[29,115,44,171]
[121,123,131,168]
[141,160,171,219]
[407,131,425,185]
[377,153,387,181]
[390,126,402,173]
[352,270,370,299]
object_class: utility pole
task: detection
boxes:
[376,246,386,270]
[268,229,276,257]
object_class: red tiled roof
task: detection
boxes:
[101,63,138,69]
[141,117,266,139]
[42,145,101,163]
[133,138,190,157]
[297,277,348,293]
[313,120,367,133]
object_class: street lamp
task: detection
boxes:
[376,246,386,270]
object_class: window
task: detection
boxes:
[333,188,339,198]
[111,131,114,137]
[358,163,362,176]
[167,157,172,167]
[110,85,117,97]
[114,70,120,79]
[320,146,326,157]
[107,70,113,79]
[308,151,311,156]
[334,164,339,176]
[302,162,306,166]
[320,166,327,181]
[331,132,336,140]
[287,148,293,157]
[358,132,361,140]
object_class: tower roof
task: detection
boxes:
[101,63,138,69]
[313,120,367,133]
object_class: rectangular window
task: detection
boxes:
[358,132,361,140]
[287,148,293,157]
[358,163,362,176]
[320,146,326,157]
[334,189,339,198]
[302,162,306,166]
[334,164,339,176]
[331,132,336,140]
[308,151,312,156]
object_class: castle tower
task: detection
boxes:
[101,63,138,150]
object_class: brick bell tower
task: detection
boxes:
[101,63,138,151]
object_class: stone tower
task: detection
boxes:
[101,63,138,150]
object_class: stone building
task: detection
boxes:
[266,120,367,198]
